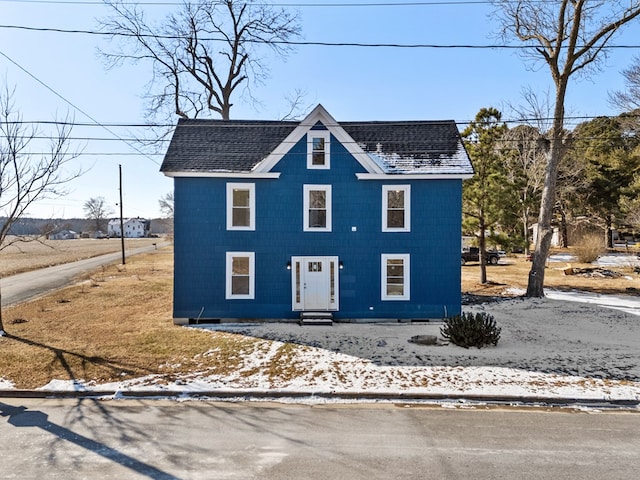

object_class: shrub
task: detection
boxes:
[573,233,604,263]
[440,312,501,348]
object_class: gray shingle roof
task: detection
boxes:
[160,119,298,173]
[160,116,473,175]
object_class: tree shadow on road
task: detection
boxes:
[0,400,180,479]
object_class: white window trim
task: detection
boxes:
[225,252,255,299]
[226,183,255,231]
[307,131,331,169]
[382,185,411,232]
[303,184,332,232]
[381,254,410,301]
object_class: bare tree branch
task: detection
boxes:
[99,0,301,121]
[0,84,82,335]
[609,55,640,112]
[491,0,640,297]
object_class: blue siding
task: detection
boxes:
[173,134,462,320]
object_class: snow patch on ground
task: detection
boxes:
[24,292,640,403]
[0,378,15,389]
[547,252,640,267]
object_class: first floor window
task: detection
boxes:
[226,252,255,299]
[381,254,410,300]
[303,184,332,231]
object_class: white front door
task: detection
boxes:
[291,256,339,311]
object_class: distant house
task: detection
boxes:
[160,104,473,324]
[49,229,80,240]
[108,218,150,238]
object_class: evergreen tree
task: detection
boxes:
[571,116,640,247]
[462,108,508,284]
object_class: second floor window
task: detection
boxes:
[382,185,411,232]
[227,183,255,230]
[304,185,332,232]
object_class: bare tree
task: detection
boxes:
[83,196,114,234]
[159,191,174,219]
[157,191,175,238]
[99,0,301,123]
[492,0,640,297]
[497,124,546,254]
[0,86,81,335]
[609,55,640,112]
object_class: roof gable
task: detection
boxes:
[252,104,383,174]
[160,104,473,178]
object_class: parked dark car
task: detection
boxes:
[461,247,501,265]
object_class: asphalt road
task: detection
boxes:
[0,399,638,480]
[0,244,164,307]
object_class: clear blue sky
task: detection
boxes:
[1,0,639,219]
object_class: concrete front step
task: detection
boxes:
[299,312,334,326]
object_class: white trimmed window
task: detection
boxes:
[225,252,255,299]
[226,183,255,230]
[307,131,330,169]
[303,185,332,232]
[381,254,410,301]
[382,185,411,232]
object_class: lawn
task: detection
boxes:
[1,245,638,390]
[0,247,261,389]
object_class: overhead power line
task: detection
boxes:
[0,48,161,165]
[0,0,504,7]
[2,24,639,49]
[3,114,637,129]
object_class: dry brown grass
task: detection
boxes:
[1,245,639,389]
[0,247,262,389]
[462,250,640,297]
[0,237,162,277]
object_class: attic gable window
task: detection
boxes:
[307,131,330,169]
[226,183,255,231]
[382,185,411,232]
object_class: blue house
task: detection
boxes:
[160,105,473,324]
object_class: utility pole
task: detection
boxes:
[119,164,125,265]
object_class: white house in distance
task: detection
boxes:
[49,229,80,240]
[108,217,151,238]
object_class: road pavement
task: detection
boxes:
[1,399,638,480]
[0,243,165,307]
